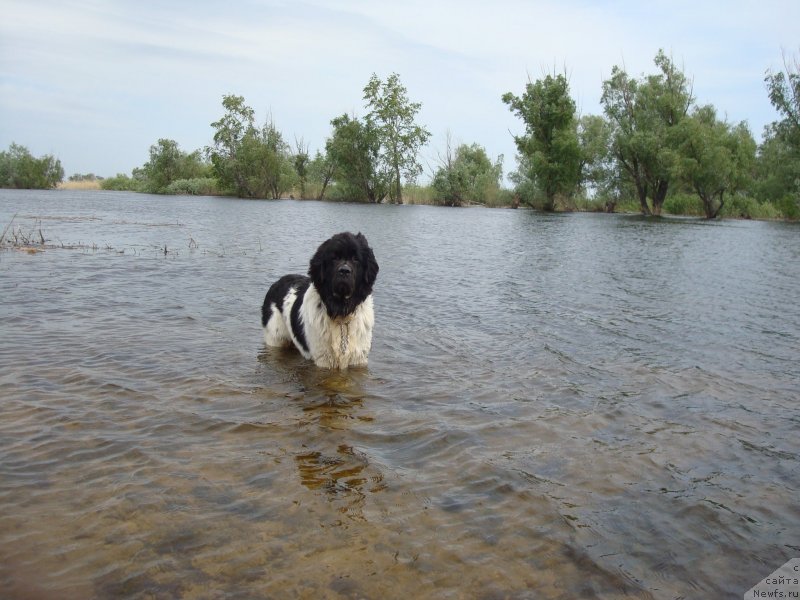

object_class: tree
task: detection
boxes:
[363,73,431,203]
[432,137,503,206]
[502,72,581,211]
[668,106,756,219]
[601,50,694,216]
[325,113,388,203]
[208,94,254,195]
[0,143,63,189]
[755,126,800,217]
[207,95,294,198]
[143,138,182,193]
[306,150,336,200]
[577,114,614,209]
[293,137,310,199]
[249,117,295,199]
[761,49,800,216]
[765,49,800,146]
[140,139,210,194]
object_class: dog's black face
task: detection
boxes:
[308,232,379,319]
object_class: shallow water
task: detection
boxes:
[1,189,798,598]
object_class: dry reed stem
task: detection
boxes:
[57,180,102,190]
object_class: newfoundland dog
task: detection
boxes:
[261,232,379,369]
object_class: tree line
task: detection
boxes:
[0,143,64,190]
[4,50,799,218]
[504,49,799,219]
[102,73,449,204]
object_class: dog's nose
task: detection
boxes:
[338,264,352,276]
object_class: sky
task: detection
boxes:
[1,0,798,181]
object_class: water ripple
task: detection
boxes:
[1,191,798,598]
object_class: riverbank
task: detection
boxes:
[32,181,798,221]
[57,180,102,191]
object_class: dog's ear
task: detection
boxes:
[308,246,327,289]
[357,233,379,288]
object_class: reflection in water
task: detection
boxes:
[0,190,798,598]
[259,345,385,522]
[295,444,385,522]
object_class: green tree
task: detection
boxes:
[140,139,210,194]
[502,72,581,211]
[577,114,614,209]
[207,95,294,198]
[0,143,63,189]
[755,127,800,217]
[432,137,503,206]
[760,50,800,216]
[247,117,295,199]
[668,106,756,219]
[143,138,182,193]
[601,50,694,216]
[325,113,388,203]
[306,150,336,200]
[207,94,255,195]
[363,73,431,203]
[765,50,800,145]
[293,138,310,199]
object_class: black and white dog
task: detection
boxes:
[261,232,379,369]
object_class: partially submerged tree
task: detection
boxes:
[502,72,581,211]
[207,94,294,198]
[141,138,207,194]
[601,50,694,215]
[306,150,336,200]
[432,136,503,206]
[760,49,800,217]
[326,113,388,203]
[668,106,756,218]
[0,143,63,189]
[363,73,431,203]
[577,114,614,209]
[293,137,310,199]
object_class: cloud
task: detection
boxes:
[1,0,797,177]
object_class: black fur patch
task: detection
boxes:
[289,279,311,353]
[261,274,308,326]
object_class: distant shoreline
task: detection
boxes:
[57,180,102,191]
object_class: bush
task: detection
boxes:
[484,188,516,208]
[164,178,219,196]
[101,174,143,191]
[775,195,800,220]
[663,193,704,216]
[572,195,609,212]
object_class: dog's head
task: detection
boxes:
[308,232,379,318]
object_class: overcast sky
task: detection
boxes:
[1,0,798,180]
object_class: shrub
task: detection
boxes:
[101,174,143,191]
[663,193,704,216]
[714,194,782,219]
[164,178,219,196]
[484,188,516,208]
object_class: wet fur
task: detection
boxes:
[261,232,379,369]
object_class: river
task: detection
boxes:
[1,189,798,598]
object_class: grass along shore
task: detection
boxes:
[44,178,796,220]
[58,180,103,190]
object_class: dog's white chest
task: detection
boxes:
[330,317,354,366]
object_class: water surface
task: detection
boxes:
[1,190,798,598]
